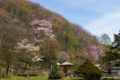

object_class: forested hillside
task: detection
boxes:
[0,0,107,76]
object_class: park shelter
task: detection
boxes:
[60,62,74,75]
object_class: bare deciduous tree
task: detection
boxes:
[58,52,69,63]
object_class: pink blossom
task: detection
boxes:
[16,38,40,52]
[87,45,104,61]
[29,19,55,42]
[30,19,52,27]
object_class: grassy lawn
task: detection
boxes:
[0,76,85,80]
[65,77,84,80]
[0,76,48,80]
[1,76,119,80]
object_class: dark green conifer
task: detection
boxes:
[74,59,102,80]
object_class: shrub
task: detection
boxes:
[48,65,63,79]
[18,73,27,77]
[2,73,5,78]
[29,73,37,76]
[18,73,38,77]
[1,70,6,78]
[74,59,103,80]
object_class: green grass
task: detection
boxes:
[0,76,85,80]
[0,76,48,80]
[65,77,84,80]
[1,76,119,80]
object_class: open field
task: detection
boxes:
[0,76,84,80]
[0,76,48,80]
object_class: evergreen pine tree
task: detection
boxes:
[74,59,102,80]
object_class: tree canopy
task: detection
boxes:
[102,31,120,68]
[99,33,111,46]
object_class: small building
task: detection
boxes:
[108,59,120,76]
[108,67,120,76]
[116,59,120,63]
[95,64,103,70]
[95,64,108,76]
[103,70,109,76]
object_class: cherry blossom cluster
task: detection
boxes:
[29,19,55,41]
[83,45,104,61]
[16,38,40,52]
[30,19,52,28]
[89,45,99,61]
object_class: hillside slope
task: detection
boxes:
[0,0,107,66]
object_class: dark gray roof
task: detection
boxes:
[117,59,120,62]
[109,67,120,70]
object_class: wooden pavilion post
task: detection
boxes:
[65,66,67,75]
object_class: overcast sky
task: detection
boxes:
[28,0,120,41]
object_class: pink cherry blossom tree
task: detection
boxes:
[88,45,104,63]
[82,45,104,63]
[29,19,55,43]
[16,38,40,52]
[89,45,99,61]
[14,38,41,70]
[15,38,40,62]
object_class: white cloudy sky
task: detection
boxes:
[28,0,120,41]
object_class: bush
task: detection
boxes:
[1,70,6,78]
[18,73,38,77]
[74,59,103,80]
[29,73,37,76]
[2,73,5,78]
[48,65,63,79]
[18,73,27,77]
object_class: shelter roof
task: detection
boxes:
[117,59,120,63]
[60,62,74,66]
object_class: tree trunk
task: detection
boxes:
[0,68,1,78]
[65,34,68,51]
[24,63,27,70]
[29,64,31,70]
[15,64,20,75]
[10,66,12,72]
[33,65,35,72]
[6,66,9,76]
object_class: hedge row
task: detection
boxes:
[18,73,38,76]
